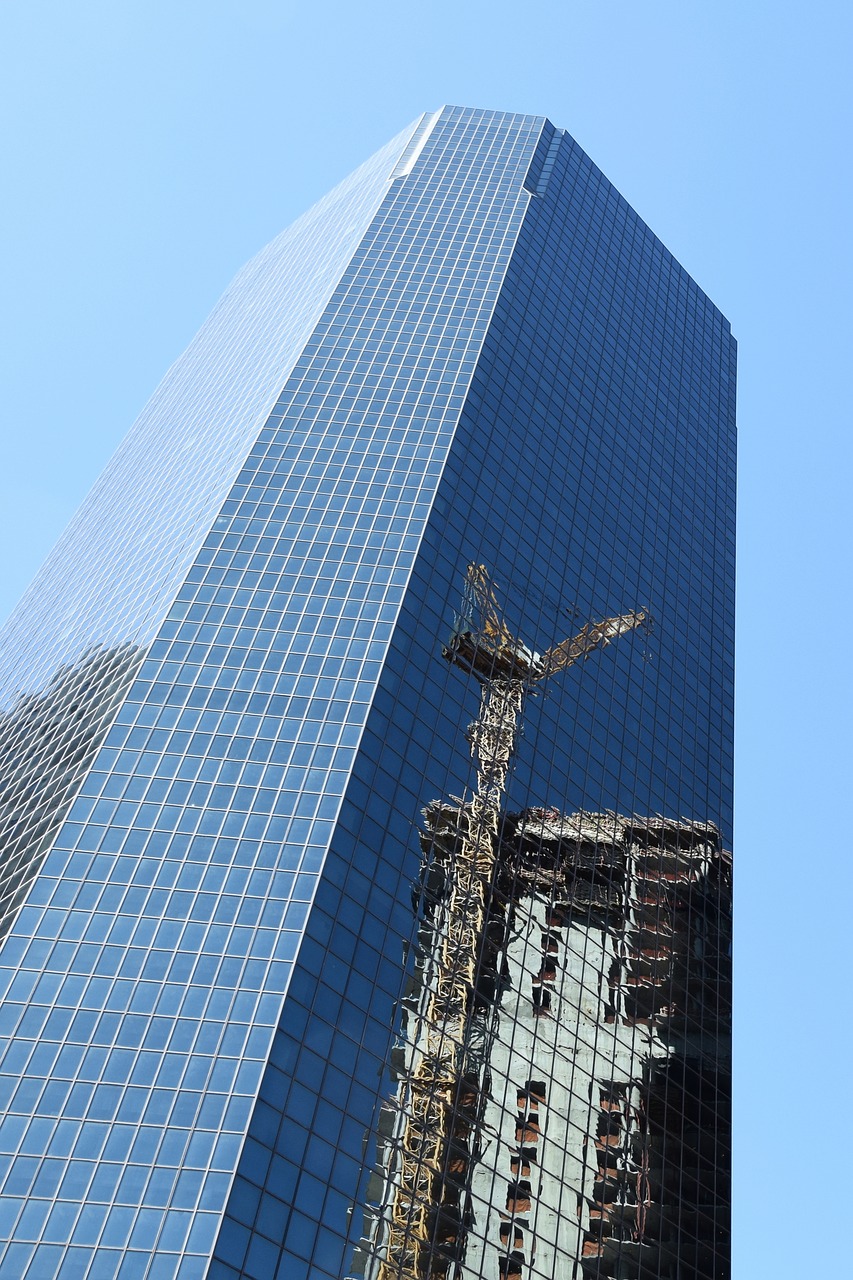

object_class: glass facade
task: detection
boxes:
[0,107,734,1280]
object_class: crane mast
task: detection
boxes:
[377,566,647,1280]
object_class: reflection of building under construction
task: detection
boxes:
[349,563,731,1280]
[354,802,731,1280]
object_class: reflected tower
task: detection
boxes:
[0,108,734,1280]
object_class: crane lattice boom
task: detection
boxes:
[538,608,649,679]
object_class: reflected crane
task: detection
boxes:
[378,565,648,1280]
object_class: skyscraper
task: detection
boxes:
[0,105,735,1280]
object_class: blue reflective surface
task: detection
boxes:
[0,108,734,1280]
[210,117,734,1279]
[0,115,419,943]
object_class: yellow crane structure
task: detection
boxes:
[378,565,648,1280]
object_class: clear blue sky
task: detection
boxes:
[2,2,851,1271]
